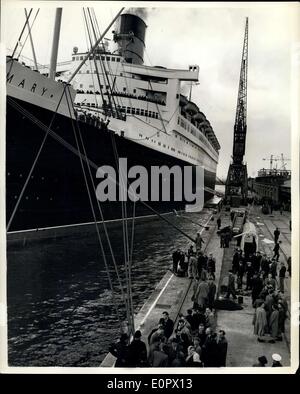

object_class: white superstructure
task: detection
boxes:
[58,12,220,174]
[59,49,219,173]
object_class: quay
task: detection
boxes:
[216,206,291,367]
[101,204,291,368]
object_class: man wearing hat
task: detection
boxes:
[207,253,216,280]
[274,227,280,243]
[279,262,287,293]
[195,232,204,253]
[127,330,148,367]
[252,355,268,367]
[260,253,270,278]
[232,248,241,274]
[272,353,282,367]
[108,333,129,367]
[226,270,237,300]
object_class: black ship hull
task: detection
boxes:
[6,97,217,232]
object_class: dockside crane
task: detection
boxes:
[262,154,291,170]
[225,18,249,207]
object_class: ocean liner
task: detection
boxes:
[6,9,220,233]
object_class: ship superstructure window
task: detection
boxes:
[123,87,126,92]
[106,56,110,61]
[72,56,75,61]
[80,56,83,60]
[87,70,90,73]
[112,57,115,61]
[117,58,120,62]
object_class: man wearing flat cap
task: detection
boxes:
[253,355,268,367]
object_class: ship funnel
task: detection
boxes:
[113,13,147,65]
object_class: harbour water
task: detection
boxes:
[7,209,213,367]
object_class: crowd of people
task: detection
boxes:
[172,233,216,282]
[77,110,111,129]
[109,310,228,368]
[108,213,290,368]
[109,229,229,368]
[224,227,289,348]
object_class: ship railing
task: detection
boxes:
[76,89,166,106]
[75,104,126,123]
[112,91,166,106]
[181,112,220,151]
[177,114,218,155]
[75,110,111,130]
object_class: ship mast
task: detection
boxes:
[49,8,62,80]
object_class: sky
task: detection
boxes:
[2,1,299,179]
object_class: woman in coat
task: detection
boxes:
[195,279,209,309]
[253,302,267,341]
[277,303,286,340]
[269,304,279,342]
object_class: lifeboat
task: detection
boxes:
[193,112,206,122]
[184,101,199,114]
[179,94,189,107]
[197,120,211,131]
